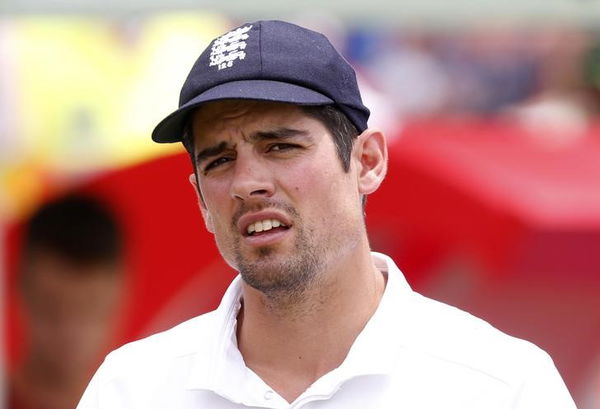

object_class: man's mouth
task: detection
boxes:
[246,219,289,236]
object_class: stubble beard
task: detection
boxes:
[231,202,324,305]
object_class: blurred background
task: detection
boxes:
[1,1,600,408]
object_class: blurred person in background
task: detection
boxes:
[506,27,598,141]
[8,194,124,409]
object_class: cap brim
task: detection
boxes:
[152,79,334,143]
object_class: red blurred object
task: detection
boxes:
[369,118,600,280]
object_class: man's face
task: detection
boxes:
[191,100,366,296]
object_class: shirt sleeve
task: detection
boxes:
[509,350,577,409]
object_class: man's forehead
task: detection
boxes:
[194,100,260,121]
[192,99,305,124]
[191,100,311,145]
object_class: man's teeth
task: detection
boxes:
[247,219,283,235]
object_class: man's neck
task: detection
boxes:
[236,247,386,403]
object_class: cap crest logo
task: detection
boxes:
[209,25,252,70]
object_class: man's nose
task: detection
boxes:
[229,154,275,201]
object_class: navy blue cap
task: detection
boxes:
[152,20,370,143]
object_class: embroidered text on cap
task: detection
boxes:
[209,25,253,71]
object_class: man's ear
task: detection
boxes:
[189,173,214,233]
[353,128,387,195]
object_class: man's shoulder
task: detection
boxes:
[77,310,225,407]
[402,291,554,384]
[103,310,219,373]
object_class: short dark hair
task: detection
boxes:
[182,104,360,172]
[299,105,359,172]
[21,194,123,269]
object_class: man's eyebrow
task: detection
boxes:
[195,128,311,165]
[249,128,310,142]
[195,141,229,165]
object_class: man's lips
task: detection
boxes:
[237,210,292,237]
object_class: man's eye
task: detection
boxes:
[268,143,298,152]
[204,157,231,172]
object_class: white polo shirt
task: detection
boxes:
[77,253,576,409]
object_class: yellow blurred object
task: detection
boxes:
[0,161,48,220]
[0,13,229,219]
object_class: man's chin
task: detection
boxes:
[236,243,282,264]
[237,252,323,299]
[237,251,285,275]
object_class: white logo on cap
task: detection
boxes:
[209,25,252,70]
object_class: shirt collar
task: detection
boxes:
[337,252,413,375]
[185,275,245,392]
[186,252,414,398]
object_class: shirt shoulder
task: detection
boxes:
[108,310,219,370]
[386,292,576,408]
[95,310,220,393]
[403,291,558,385]
[77,311,223,409]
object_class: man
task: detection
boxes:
[77,20,576,408]
[9,193,123,409]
